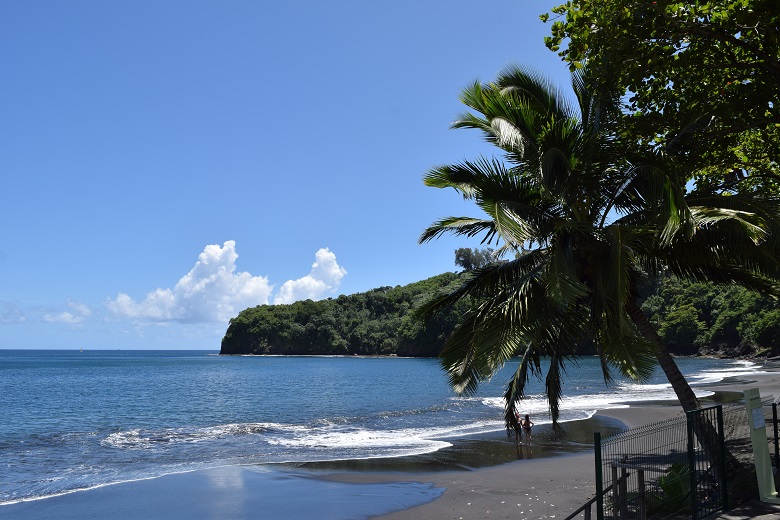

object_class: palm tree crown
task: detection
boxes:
[421,65,780,434]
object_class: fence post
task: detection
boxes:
[612,467,619,518]
[620,468,629,519]
[595,432,603,520]
[773,402,779,471]
[717,405,729,512]
[687,410,698,520]
[637,469,646,520]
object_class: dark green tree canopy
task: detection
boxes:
[543,0,780,191]
[454,247,495,271]
[221,273,467,357]
[640,270,780,356]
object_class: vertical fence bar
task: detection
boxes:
[773,402,779,471]
[620,468,628,519]
[717,405,728,512]
[687,411,698,520]
[611,466,619,519]
[637,469,646,520]
[595,432,603,520]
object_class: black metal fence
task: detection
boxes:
[590,398,778,520]
[595,405,727,519]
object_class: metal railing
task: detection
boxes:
[564,472,630,520]
[568,398,778,519]
[593,405,727,519]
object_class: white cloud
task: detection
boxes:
[106,242,348,323]
[0,301,26,324]
[106,240,273,323]
[43,300,91,324]
[43,312,82,324]
[274,248,347,304]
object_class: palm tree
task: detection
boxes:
[420,65,780,435]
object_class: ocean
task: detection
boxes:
[0,350,767,505]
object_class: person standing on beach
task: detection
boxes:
[521,414,534,443]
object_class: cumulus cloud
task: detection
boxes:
[274,248,347,304]
[106,241,347,323]
[107,240,274,323]
[0,301,26,324]
[43,300,91,324]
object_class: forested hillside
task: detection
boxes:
[221,269,780,358]
[640,272,780,357]
[220,273,468,356]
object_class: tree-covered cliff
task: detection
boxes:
[220,272,468,356]
[640,272,780,357]
[221,269,780,358]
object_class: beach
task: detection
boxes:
[335,407,688,520]
[2,357,777,519]
[361,368,780,519]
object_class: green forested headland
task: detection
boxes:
[220,270,780,358]
[220,273,780,357]
[220,273,468,356]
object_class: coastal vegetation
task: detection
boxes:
[642,272,780,357]
[417,62,780,434]
[543,0,779,193]
[220,273,467,357]
[221,265,780,359]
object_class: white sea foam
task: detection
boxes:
[686,360,768,384]
[97,359,766,464]
[477,394,628,425]
[471,359,765,425]
[102,422,290,449]
[269,427,452,455]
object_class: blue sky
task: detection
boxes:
[1,1,572,350]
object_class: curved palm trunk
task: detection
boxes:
[625,299,701,412]
[626,299,743,482]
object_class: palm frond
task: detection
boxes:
[597,328,658,382]
[419,216,497,244]
[424,158,507,194]
[414,253,547,321]
[539,147,574,195]
[503,343,542,434]
[545,354,566,426]
[545,231,588,305]
[690,207,767,243]
[494,64,574,120]
[491,117,527,154]
[492,200,540,246]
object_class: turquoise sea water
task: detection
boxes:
[0,350,766,505]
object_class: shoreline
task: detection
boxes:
[4,367,779,519]
[0,410,649,520]
[317,406,689,520]
[361,370,780,519]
